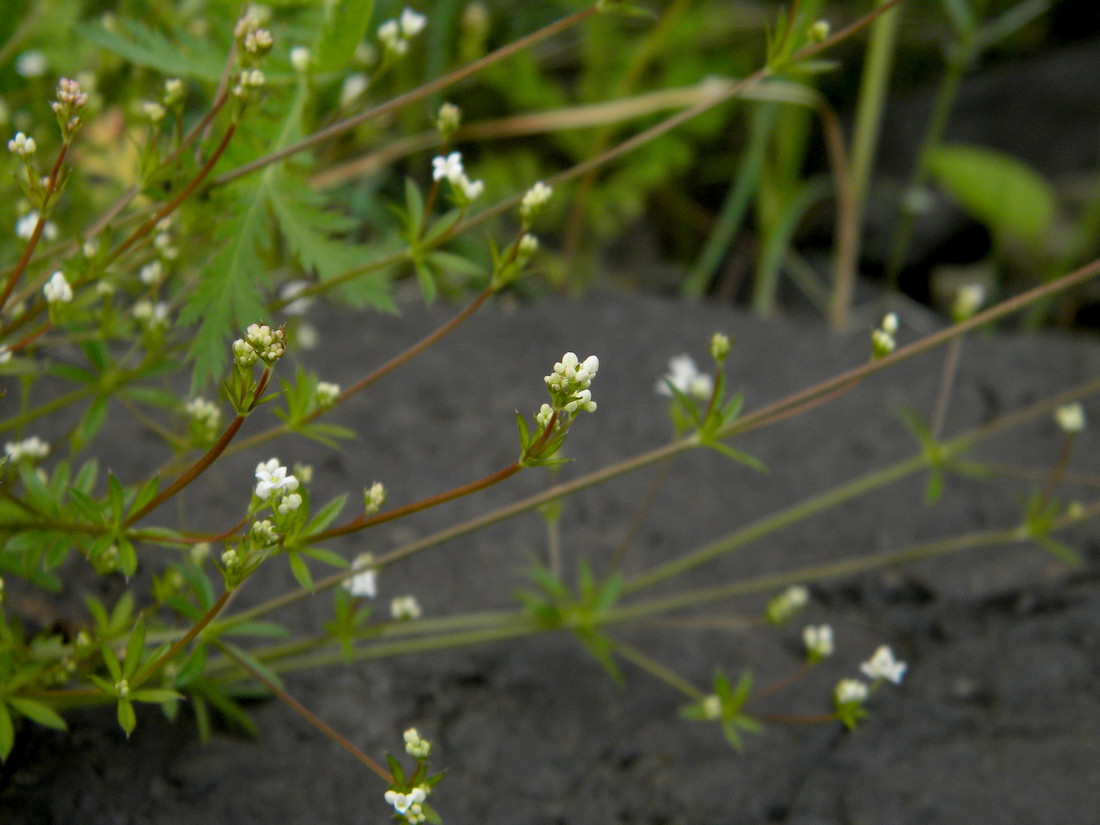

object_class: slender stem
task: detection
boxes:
[132,590,232,688]
[930,337,963,439]
[0,142,70,317]
[612,638,706,700]
[227,286,494,456]
[216,641,393,783]
[212,6,601,187]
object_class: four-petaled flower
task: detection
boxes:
[255,458,299,500]
[860,645,907,684]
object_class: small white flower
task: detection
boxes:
[343,553,377,598]
[4,436,49,461]
[139,260,163,284]
[133,300,168,327]
[339,72,369,107]
[15,51,48,78]
[802,624,834,659]
[391,595,422,620]
[953,283,985,320]
[1055,403,1085,434]
[881,313,898,335]
[363,481,386,514]
[142,101,167,123]
[518,233,539,256]
[7,132,36,158]
[860,645,907,684]
[655,355,713,401]
[403,727,431,758]
[378,19,401,49]
[163,77,184,105]
[255,459,299,499]
[400,8,427,37]
[43,271,73,304]
[16,211,57,242]
[835,678,868,704]
[456,174,483,201]
[315,381,340,406]
[765,585,809,624]
[701,694,722,720]
[290,46,312,73]
[520,181,553,224]
[431,151,464,183]
[277,492,302,514]
[385,786,427,815]
[0,347,11,364]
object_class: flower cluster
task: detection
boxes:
[255,458,300,500]
[185,397,222,443]
[16,211,57,242]
[436,102,461,140]
[363,481,387,514]
[315,381,340,407]
[8,132,36,159]
[378,8,427,57]
[765,585,808,624]
[802,623,834,662]
[431,151,483,202]
[833,645,907,728]
[4,436,49,462]
[233,323,286,368]
[544,352,599,414]
[871,313,898,359]
[1055,402,1085,434]
[655,355,713,401]
[391,595,422,620]
[384,787,427,824]
[133,300,169,328]
[52,78,89,138]
[403,727,431,759]
[342,553,378,598]
[520,181,553,226]
[43,271,73,304]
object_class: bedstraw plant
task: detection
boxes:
[0,1,1097,820]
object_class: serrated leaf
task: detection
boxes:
[75,20,225,81]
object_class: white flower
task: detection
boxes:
[255,459,299,499]
[431,151,464,183]
[953,283,985,320]
[139,260,163,284]
[765,585,809,624]
[457,175,484,201]
[520,181,553,224]
[437,102,461,135]
[860,645,907,684]
[378,19,402,48]
[142,101,166,123]
[403,727,431,758]
[133,300,168,327]
[7,132,36,158]
[391,595,422,620]
[363,481,386,514]
[835,678,868,704]
[16,212,57,242]
[802,624,834,659]
[881,312,898,335]
[339,72,369,107]
[1055,403,1085,434]
[15,51,48,78]
[518,233,539,256]
[701,694,722,720]
[290,46,312,73]
[385,786,426,814]
[343,553,377,597]
[315,381,340,406]
[4,436,49,461]
[400,8,427,37]
[276,492,302,514]
[163,77,184,105]
[43,271,72,304]
[655,355,713,401]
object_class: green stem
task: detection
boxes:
[612,638,706,700]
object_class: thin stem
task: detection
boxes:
[216,641,393,783]
[212,6,601,187]
[132,590,232,688]
[930,337,963,439]
[612,638,706,700]
[227,285,494,456]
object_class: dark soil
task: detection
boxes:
[3,293,1099,824]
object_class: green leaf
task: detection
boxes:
[707,442,768,473]
[314,0,375,72]
[100,644,122,683]
[132,689,185,705]
[122,619,147,681]
[117,699,137,737]
[221,621,289,639]
[128,477,161,519]
[223,641,285,691]
[7,698,68,731]
[0,703,12,761]
[300,547,349,569]
[287,551,313,591]
[927,144,1055,245]
[75,19,225,81]
[387,753,406,786]
[106,474,126,523]
[303,494,348,535]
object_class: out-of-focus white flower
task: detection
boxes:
[342,553,377,598]
[339,72,369,107]
[1055,403,1085,434]
[391,595,422,620]
[860,645,907,684]
[290,46,312,73]
[16,51,48,78]
[43,271,72,304]
[400,8,427,37]
[431,151,464,183]
[655,355,713,401]
[4,436,49,461]
[803,624,834,660]
[835,678,868,705]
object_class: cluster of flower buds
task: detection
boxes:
[7,131,36,159]
[802,623,834,662]
[871,312,898,359]
[363,481,386,514]
[765,585,808,624]
[544,352,599,415]
[378,8,427,57]
[1055,402,1086,434]
[52,78,89,140]
[4,436,50,462]
[384,786,428,824]
[403,728,431,759]
[436,102,461,141]
[391,595,422,620]
[431,151,483,203]
[185,397,222,443]
[43,271,73,305]
[233,323,286,368]
[232,14,273,100]
[520,181,553,227]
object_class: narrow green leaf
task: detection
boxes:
[287,551,314,591]
[314,0,374,72]
[132,689,185,705]
[117,699,137,737]
[106,474,126,523]
[223,641,285,691]
[122,619,147,681]
[7,698,67,731]
[303,494,348,535]
[0,703,13,761]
